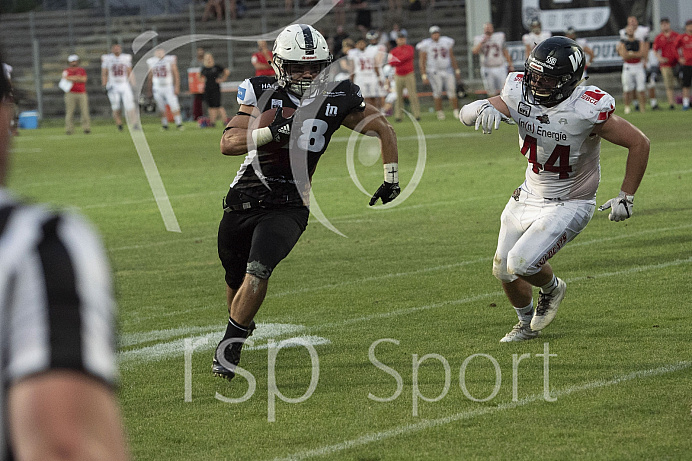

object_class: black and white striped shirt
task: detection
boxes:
[0,189,118,460]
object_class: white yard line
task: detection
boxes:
[119,256,692,366]
[271,361,692,461]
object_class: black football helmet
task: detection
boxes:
[523,36,585,107]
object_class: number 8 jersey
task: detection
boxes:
[501,72,615,201]
[231,76,365,206]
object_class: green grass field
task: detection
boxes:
[9,107,692,460]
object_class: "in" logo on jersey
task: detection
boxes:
[325,103,338,116]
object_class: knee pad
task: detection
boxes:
[506,251,540,279]
[246,260,272,280]
[492,252,517,283]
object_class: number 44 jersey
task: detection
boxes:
[501,72,615,201]
[231,76,365,206]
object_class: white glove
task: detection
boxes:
[598,191,634,222]
[475,102,504,134]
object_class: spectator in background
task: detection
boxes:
[203,0,237,21]
[190,46,205,120]
[565,27,594,78]
[2,62,17,136]
[333,38,355,82]
[388,32,420,121]
[653,18,679,110]
[617,23,648,114]
[62,54,91,135]
[251,41,274,77]
[387,23,408,48]
[352,0,371,35]
[0,50,130,461]
[200,52,230,126]
[674,19,692,111]
[523,18,551,58]
[472,22,514,97]
[332,25,350,58]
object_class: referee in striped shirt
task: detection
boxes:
[0,53,129,460]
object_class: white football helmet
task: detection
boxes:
[271,24,332,97]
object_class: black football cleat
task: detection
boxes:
[212,321,256,381]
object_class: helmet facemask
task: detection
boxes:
[273,55,332,97]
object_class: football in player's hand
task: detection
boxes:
[252,107,296,151]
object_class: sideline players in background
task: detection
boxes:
[417,25,462,120]
[388,32,421,121]
[102,43,139,131]
[348,38,382,109]
[674,19,692,111]
[212,24,400,382]
[366,30,388,110]
[62,54,91,135]
[619,15,650,42]
[523,19,551,58]
[0,51,130,460]
[146,47,184,130]
[200,52,230,127]
[472,22,514,97]
[565,27,594,78]
[459,37,649,342]
[645,47,660,110]
[653,18,679,110]
[617,24,648,114]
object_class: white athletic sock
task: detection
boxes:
[684,97,690,107]
[514,301,534,325]
[650,98,657,106]
[161,116,168,127]
[540,275,558,294]
[174,114,182,125]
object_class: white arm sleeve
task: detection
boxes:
[459,99,491,126]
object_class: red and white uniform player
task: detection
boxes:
[523,29,552,56]
[365,39,387,98]
[487,72,617,304]
[146,49,183,128]
[473,27,512,96]
[101,48,135,113]
[501,72,615,203]
[417,33,457,101]
[348,44,383,100]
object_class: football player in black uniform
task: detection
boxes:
[212,24,400,380]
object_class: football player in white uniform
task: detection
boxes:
[101,44,139,131]
[348,38,383,108]
[472,22,514,96]
[617,24,649,114]
[523,19,552,58]
[417,25,462,120]
[146,47,183,130]
[365,30,388,109]
[459,37,650,342]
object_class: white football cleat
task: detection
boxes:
[500,322,540,342]
[531,277,566,331]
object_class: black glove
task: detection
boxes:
[369,182,401,206]
[268,107,294,144]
